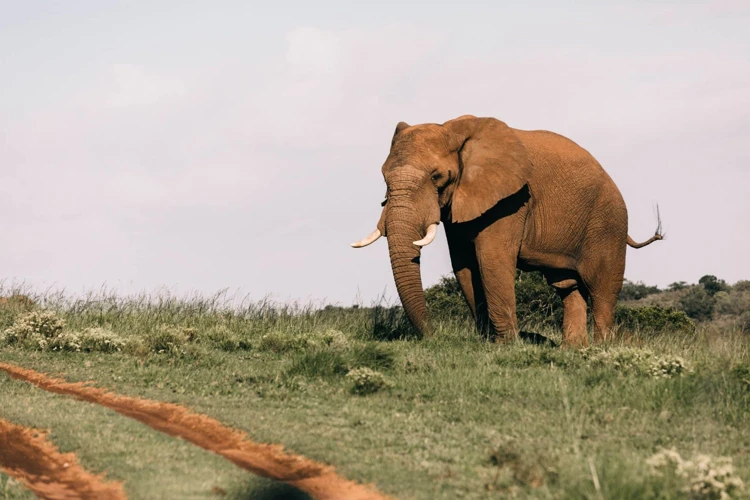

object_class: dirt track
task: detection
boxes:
[0,362,392,500]
[0,417,126,500]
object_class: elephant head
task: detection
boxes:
[352,115,533,335]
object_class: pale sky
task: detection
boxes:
[1,1,749,305]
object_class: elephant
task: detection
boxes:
[351,115,663,347]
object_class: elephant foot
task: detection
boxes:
[560,334,589,349]
[490,330,519,344]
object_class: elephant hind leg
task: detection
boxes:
[590,292,618,343]
[548,273,589,348]
[577,256,625,344]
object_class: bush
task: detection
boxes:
[76,327,127,353]
[619,280,661,301]
[514,271,563,329]
[141,325,196,355]
[646,449,744,498]
[647,355,690,378]
[668,281,689,291]
[584,347,691,378]
[1,310,66,350]
[698,275,730,297]
[202,326,252,351]
[678,287,715,322]
[715,291,750,317]
[346,367,392,395]
[368,305,420,341]
[49,327,126,353]
[424,272,564,329]
[615,306,695,334]
[732,280,750,293]
[257,329,349,353]
[425,276,472,321]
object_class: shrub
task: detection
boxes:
[619,280,661,301]
[1,310,66,350]
[584,347,691,378]
[699,275,730,297]
[257,329,349,353]
[257,331,309,353]
[368,305,420,341]
[732,280,750,293]
[614,306,695,334]
[668,281,689,291]
[646,448,744,499]
[584,347,655,374]
[142,325,195,355]
[678,287,715,322]
[202,326,252,351]
[76,327,127,353]
[424,272,564,329]
[346,367,392,395]
[514,271,563,329]
[715,291,750,317]
[425,276,471,321]
[647,355,689,379]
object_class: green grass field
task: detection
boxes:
[1,290,749,499]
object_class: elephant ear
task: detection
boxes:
[391,121,411,146]
[445,116,532,223]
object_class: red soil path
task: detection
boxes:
[0,417,126,500]
[0,362,392,500]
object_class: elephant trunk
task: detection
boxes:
[385,202,432,336]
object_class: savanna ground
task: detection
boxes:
[0,275,749,499]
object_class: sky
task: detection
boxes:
[1,1,749,306]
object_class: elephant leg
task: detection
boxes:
[445,221,490,335]
[558,287,589,348]
[590,291,618,343]
[474,249,519,342]
[454,267,491,335]
[547,273,589,347]
[578,256,624,343]
[474,215,525,342]
[481,263,519,341]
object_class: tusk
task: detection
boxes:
[413,223,439,247]
[350,229,382,248]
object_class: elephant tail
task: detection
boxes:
[627,234,663,249]
[627,203,665,249]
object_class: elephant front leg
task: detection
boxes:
[476,257,520,342]
[445,221,491,335]
[454,267,491,336]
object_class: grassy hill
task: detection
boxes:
[0,280,748,499]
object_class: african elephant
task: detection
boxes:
[351,115,662,347]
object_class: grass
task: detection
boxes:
[1,287,749,499]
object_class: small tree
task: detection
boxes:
[698,275,729,297]
[668,281,688,292]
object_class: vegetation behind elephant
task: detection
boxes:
[351,115,663,348]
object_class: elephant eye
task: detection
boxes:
[431,172,441,183]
